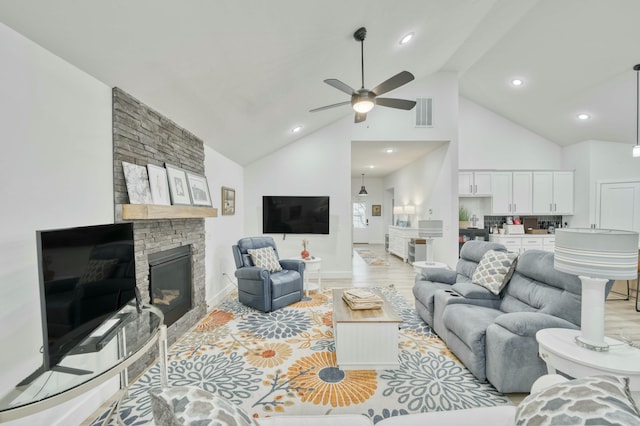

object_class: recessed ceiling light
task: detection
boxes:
[384,148,395,154]
[577,113,591,120]
[511,79,523,86]
[368,165,375,169]
[399,32,414,45]
[291,125,303,133]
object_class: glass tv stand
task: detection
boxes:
[0,302,167,423]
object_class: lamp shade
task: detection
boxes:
[393,206,404,215]
[418,220,443,238]
[554,228,639,280]
[403,205,416,215]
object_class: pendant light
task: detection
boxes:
[358,173,368,196]
[633,64,640,157]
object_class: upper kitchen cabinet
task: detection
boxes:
[532,171,574,215]
[458,171,492,196]
[491,171,532,215]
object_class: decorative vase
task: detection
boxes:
[301,249,310,259]
[459,221,470,229]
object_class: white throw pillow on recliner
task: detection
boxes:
[248,247,282,272]
[471,250,518,295]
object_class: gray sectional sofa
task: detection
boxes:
[413,240,608,393]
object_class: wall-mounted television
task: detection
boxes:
[263,196,330,234]
[28,222,136,381]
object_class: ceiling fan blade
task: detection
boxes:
[376,97,417,110]
[309,100,351,113]
[324,79,356,95]
[371,71,415,96]
[355,112,367,123]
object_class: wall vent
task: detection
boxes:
[415,97,433,128]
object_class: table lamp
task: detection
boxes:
[554,228,639,351]
[404,205,415,227]
[393,206,403,225]
[419,220,443,264]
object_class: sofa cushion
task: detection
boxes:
[149,386,259,426]
[515,375,640,425]
[248,247,282,272]
[472,250,518,295]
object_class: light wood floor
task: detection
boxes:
[324,244,640,402]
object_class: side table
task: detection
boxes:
[293,256,321,296]
[536,328,640,399]
[412,261,448,275]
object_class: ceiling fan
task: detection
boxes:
[310,27,417,123]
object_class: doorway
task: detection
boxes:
[353,201,369,243]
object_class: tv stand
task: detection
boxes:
[0,302,167,423]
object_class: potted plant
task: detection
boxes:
[459,206,470,229]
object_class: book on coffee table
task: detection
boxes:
[342,289,383,310]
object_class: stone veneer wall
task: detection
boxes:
[112,87,207,375]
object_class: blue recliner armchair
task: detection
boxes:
[232,237,305,312]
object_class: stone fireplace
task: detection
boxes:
[112,87,208,375]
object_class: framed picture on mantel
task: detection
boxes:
[165,163,192,206]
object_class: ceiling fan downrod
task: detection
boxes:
[354,27,367,89]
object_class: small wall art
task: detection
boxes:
[372,204,382,216]
[186,172,212,207]
[222,187,235,215]
[146,164,171,205]
[122,161,153,204]
[165,163,192,205]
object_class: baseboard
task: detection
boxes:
[206,282,236,310]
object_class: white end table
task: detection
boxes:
[293,256,321,296]
[537,328,640,399]
[412,260,448,275]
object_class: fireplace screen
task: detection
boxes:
[148,245,192,326]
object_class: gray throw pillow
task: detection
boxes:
[149,386,258,426]
[515,375,640,425]
[471,250,518,295]
[247,247,282,272]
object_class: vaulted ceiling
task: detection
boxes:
[1,0,639,176]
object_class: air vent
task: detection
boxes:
[415,97,433,127]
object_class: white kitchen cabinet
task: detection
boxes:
[490,234,555,253]
[388,226,418,262]
[458,171,492,196]
[532,171,574,215]
[491,171,532,215]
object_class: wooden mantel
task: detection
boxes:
[117,204,218,220]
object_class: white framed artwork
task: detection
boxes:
[122,161,153,204]
[186,172,212,207]
[146,164,171,205]
[165,163,192,206]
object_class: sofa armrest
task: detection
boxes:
[494,312,578,337]
[235,266,269,281]
[451,282,501,300]
[418,268,457,284]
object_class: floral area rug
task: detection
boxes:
[354,248,388,266]
[94,286,509,425]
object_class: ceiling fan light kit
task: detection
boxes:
[310,27,417,123]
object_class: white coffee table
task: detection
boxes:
[332,289,402,370]
[537,328,640,396]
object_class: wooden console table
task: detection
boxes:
[0,303,167,423]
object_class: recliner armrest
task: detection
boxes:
[418,268,457,284]
[279,259,305,275]
[494,312,578,337]
[235,266,269,281]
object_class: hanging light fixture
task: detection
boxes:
[358,173,368,196]
[633,64,640,157]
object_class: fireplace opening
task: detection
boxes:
[148,245,192,327]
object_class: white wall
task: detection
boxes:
[244,117,353,278]
[204,146,244,308]
[459,97,563,170]
[563,140,640,228]
[0,23,114,425]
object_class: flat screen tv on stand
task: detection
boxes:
[262,196,330,235]
[21,222,138,385]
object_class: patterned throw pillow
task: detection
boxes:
[77,258,119,284]
[515,375,640,425]
[247,247,282,272]
[149,386,258,426]
[471,250,518,295]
